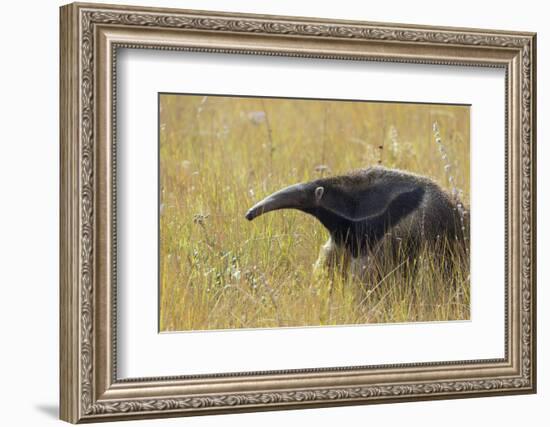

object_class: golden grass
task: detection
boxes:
[159,94,470,332]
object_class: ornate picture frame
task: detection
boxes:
[60,2,536,423]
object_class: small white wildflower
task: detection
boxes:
[247,111,266,125]
[197,96,208,115]
[193,213,210,225]
[314,164,330,174]
[390,126,399,155]
[181,160,191,170]
[217,125,230,138]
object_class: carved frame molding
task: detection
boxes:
[60,2,536,423]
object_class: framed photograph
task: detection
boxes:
[60,2,537,423]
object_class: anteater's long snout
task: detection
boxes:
[245,207,261,221]
[245,183,308,221]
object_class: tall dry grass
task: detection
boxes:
[159,95,470,332]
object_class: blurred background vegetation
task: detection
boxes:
[159,94,470,332]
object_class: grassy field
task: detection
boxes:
[159,94,470,332]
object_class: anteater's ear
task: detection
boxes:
[319,183,424,222]
[314,186,324,203]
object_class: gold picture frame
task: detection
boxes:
[60,2,536,423]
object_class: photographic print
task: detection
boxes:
[159,94,470,332]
